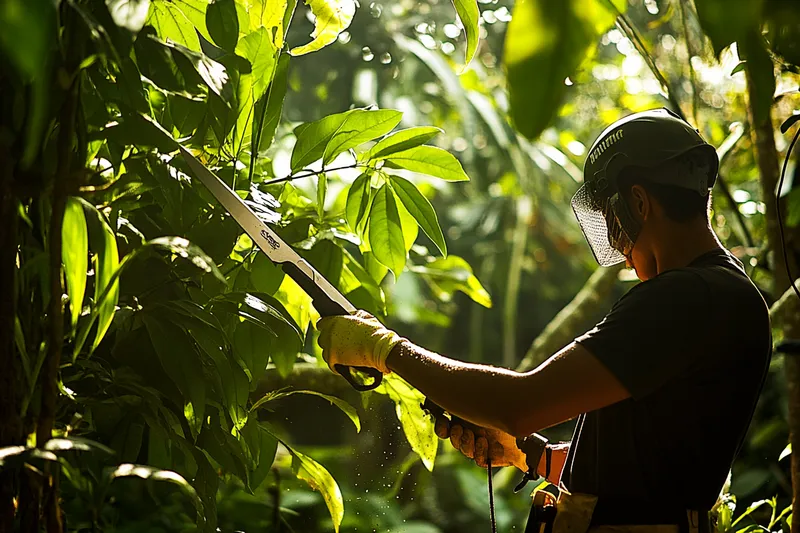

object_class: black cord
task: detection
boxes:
[776,125,800,301]
[487,456,497,533]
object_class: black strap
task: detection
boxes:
[487,457,497,533]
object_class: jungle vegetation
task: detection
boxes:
[0,0,799,532]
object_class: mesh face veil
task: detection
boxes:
[573,108,719,266]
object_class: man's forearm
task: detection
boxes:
[386,340,531,435]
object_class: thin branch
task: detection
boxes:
[263,163,365,186]
[679,0,700,125]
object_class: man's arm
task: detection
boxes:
[387,341,630,437]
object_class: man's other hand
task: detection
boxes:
[432,410,527,471]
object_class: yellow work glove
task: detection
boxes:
[316,310,405,375]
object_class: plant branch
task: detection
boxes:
[264,163,365,186]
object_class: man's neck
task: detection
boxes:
[653,220,723,274]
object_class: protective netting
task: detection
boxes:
[571,184,630,267]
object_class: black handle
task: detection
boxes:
[281,261,383,391]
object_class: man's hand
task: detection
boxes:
[432,410,527,471]
[316,310,405,375]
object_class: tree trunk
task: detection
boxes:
[746,64,800,533]
[517,264,623,372]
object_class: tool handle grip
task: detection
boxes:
[281,262,383,391]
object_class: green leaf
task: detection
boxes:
[62,198,88,332]
[731,61,747,76]
[322,109,403,165]
[247,424,278,490]
[290,111,351,172]
[345,172,372,235]
[143,316,207,438]
[252,53,290,153]
[368,184,406,276]
[233,321,274,387]
[251,389,360,432]
[450,0,480,67]
[693,0,763,57]
[206,0,239,51]
[504,0,617,140]
[287,444,344,532]
[149,236,226,283]
[303,239,343,286]
[89,206,120,352]
[317,173,328,219]
[361,126,442,161]
[383,146,470,182]
[242,0,293,47]
[413,255,492,308]
[147,0,210,50]
[107,463,203,514]
[289,0,355,56]
[375,374,437,471]
[164,38,231,98]
[250,253,285,294]
[107,0,152,33]
[389,176,446,256]
[235,26,278,101]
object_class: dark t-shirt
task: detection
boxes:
[566,249,771,525]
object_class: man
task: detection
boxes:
[317,109,772,531]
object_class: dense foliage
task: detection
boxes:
[0,0,799,532]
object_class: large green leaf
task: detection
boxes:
[383,146,470,182]
[233,321,274,386]
[206,0,239,51]
[147,0,210,50]
[244,422,278,490]
[235,26,278,102]
[251,389,360,432]
[289,0,355,56]
[62,198,88,333]
[89,206,120,352]
[504,0,617,140]
[360,126,442,161]
[389,176,446,256]
[143,316,207,438]
[107,463,203,514]
[322,109,403,165]
[286,443,344,532]
[368,184,406,276]
[450,0,480,66]
[376,374,437,471]
[107,0,152,33]
[290,111,351,172]
[252,53,290,154]
[345,172,372,235]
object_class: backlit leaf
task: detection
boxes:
[412,255,492,308]
[242,0,293,47]
[90,207,120,352]
[251,389,360,432]
[368,184,406,276]
[147,0,210,51]
[450,0,479,67]
[389,176,446,256]
[383,145,470,182]
[108,463,203,514]
[289,0,355,56]
[252,53,290,153]
[375,374,437,471]
[291,111,351,172]
[345,172,372,235]
[287,444,344,532]
[235,26,278,101]
[361,126,442,161]
[504,0,617,140]
[62,198,88,332]
[322,109,403,165]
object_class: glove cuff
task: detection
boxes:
[372,329,405,374]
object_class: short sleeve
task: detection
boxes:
[575,270,710,399]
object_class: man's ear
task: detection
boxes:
[628,184,650,221]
